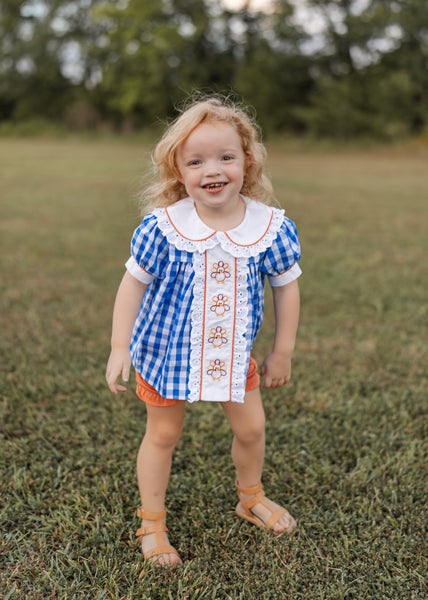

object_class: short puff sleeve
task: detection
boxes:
[262,217,302,287]
[125,213,169,284]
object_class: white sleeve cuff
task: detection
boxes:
[125,256,155,284]
[268,263,302,287]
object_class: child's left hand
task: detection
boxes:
[260,351,292,388]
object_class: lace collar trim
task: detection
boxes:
[154,196,284,257]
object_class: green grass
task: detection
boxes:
[0,137,427,599]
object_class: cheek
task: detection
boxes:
[175,167,189,186]
[180,173,195,189]
[237,167,246,185]
[228,164,246,180]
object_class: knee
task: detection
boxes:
[146,421,182,450]
[235,416,265,445]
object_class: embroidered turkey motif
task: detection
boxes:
[208,326,228,349]
[211,260,231,284]
[207,359,227,381]
[189,247,248,402]
[210,294,230,317]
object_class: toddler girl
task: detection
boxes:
[106,96,301,566]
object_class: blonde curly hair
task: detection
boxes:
[141,95,274,213]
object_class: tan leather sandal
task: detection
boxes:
[136,507,181,565]
[235,481,296,535]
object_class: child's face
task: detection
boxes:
[176,121,246,221]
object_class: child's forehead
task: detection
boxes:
[180,120,242,148]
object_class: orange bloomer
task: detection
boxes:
[136,356,260,407]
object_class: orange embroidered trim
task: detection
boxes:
[224,210,274,247]
[165,206,217,242]
[270,265,292,277]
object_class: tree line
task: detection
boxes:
[1,0,427,138]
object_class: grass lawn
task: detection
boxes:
[0,136,427,599]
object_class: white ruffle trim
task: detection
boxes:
[216,207,284,258]
[154,208,218,254]
[230,257,250,403]
[154,204,285,258]
[188,251,205,403]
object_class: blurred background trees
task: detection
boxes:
[0,0,427,138]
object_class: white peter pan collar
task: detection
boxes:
[154,196,284,258]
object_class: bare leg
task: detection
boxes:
[222,387,295,534]
[137,401,185,564]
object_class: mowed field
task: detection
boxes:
[0,137,427,599]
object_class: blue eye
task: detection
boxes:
[188,159,201,166]
[222,155,233,161]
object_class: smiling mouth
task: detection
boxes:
[202,182,227,190]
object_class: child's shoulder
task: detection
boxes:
[135,210,159,234]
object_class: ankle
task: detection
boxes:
[236,480,263,496]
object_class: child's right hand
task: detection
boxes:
[106,348,132,394]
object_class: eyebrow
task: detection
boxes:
[181,147,240,158]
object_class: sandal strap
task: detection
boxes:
[236,480,287,529]
[236,480,263,496]
[135,506,182,563]
[136,507,169,542]
[136,523,168,538]
[242,493,265,512]
[235,481,296,534]
[137,507,167,520]
[143,544,180,561]
[236,480,266,513]
[265,507,288,529]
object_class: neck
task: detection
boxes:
[195,196,246,231]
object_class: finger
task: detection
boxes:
[260,363,267,377]
[271,378,285,388]
[107,378,119,394]
[122,364,130,383]
[108,382,118,394]
[106,371,115,392]
[263,376,272,388]
[106,372,123,395]
[108,381,127,394]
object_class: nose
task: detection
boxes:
[205,160,221,176]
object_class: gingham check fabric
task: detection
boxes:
[127,209,301,401]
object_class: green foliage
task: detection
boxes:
[299,0,428,138]
[0,1,427,136]
[1,138,427,598]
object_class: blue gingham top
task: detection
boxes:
[125,197,301,402]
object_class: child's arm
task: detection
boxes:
[261,279,300,388]
[106,271,148,394]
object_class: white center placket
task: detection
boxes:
[189,246,249,403]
